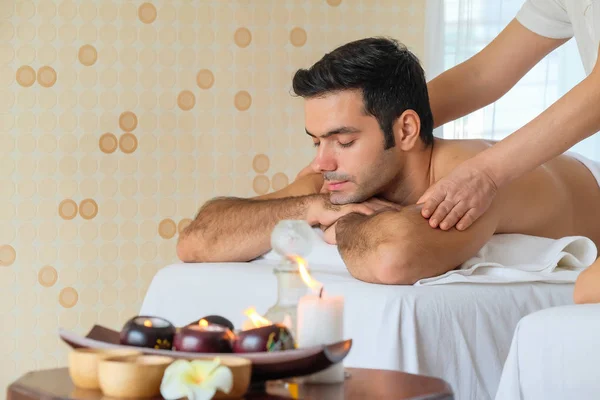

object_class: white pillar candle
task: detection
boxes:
[296,292,345,383]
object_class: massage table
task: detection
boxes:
[140,260,576,400]
[495,303,600,399]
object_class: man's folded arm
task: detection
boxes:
[335,204,500,284]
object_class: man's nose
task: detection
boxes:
[311,144,337,173]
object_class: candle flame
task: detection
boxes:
[143,319,152,328]
[243,307,272,328]
[199,319,209,327]
[292,255,322,293]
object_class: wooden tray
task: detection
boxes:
[60,325,352,383]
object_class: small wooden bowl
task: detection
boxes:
[98,354,174,398]
[68,348,140,390]
[204,356,252,399]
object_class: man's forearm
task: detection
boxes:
[336,211,390,283]
[177,196,314,263]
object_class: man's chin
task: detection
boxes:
[329,191,366,205]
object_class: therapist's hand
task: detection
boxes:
[417,160,498,231]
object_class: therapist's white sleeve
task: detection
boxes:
[516,0,574,39]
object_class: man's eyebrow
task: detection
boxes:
[305,126,361,138]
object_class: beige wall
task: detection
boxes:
[0,0,425,390]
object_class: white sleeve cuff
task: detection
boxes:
[516,0,574,39]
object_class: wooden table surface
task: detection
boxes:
[7,367,454,400]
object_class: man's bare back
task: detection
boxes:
[432,139,600,247]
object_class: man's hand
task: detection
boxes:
[317,197,402,245]
[417,160,498,231]
[308,194,377,228]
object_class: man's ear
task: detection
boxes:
[394,110,421,151]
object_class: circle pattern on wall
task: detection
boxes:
[38,265,58,287]
[58,199,78,220]
[78,44,98,66]
[119,111,138,132]
[234,27,252,48]
[0,245,16,267]
[79,199,99,220]
[138,3,157,24]
[99,133,118,154]
[196,69,214,89]
[234,91,252,111]
[37,66,57,87]
[119,133,138,154]
[16,65,35,87]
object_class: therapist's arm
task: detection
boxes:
[469,43,600,188]
[334,204,500,285]
[574,259,600,304]
[427,19,567,128]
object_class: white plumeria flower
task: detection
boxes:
[160,358,233,400]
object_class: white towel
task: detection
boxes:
[415,234,596,285]
[257,228,597,285]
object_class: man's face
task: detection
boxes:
[304,90,401,205]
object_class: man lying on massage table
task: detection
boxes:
[177,37,600,285]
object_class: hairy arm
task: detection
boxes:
[177,173,323,263]
[428,19,567,128]
[574,259,600,304]
[336,204,500,284]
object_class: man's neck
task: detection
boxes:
[380,139,437,206]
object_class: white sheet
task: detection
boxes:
[140,261,576,400]
[495,303,600,400]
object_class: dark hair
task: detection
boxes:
[292,37,433,149]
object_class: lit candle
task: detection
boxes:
[173,319,235,353]
[119,316,176,350]
[233,307,295,353]
[295,256,345,383]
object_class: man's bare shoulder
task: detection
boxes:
[432,138,495,179]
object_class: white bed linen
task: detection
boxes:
[495,303,600,400]
[140,261,575,400]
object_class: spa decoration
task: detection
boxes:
[233,308,295,353]
[173,319,235,353]
[160,359,234,400]
[295,255,346,383]
[120,316,176,350]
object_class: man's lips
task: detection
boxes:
[327,181,348,190]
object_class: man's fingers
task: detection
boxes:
[439,201,469,231]
[419,188,444,219]
[456,208,480,231]
[428,199,454,228]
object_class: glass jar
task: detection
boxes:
[264,262,308,340]
[264,220,315,340]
